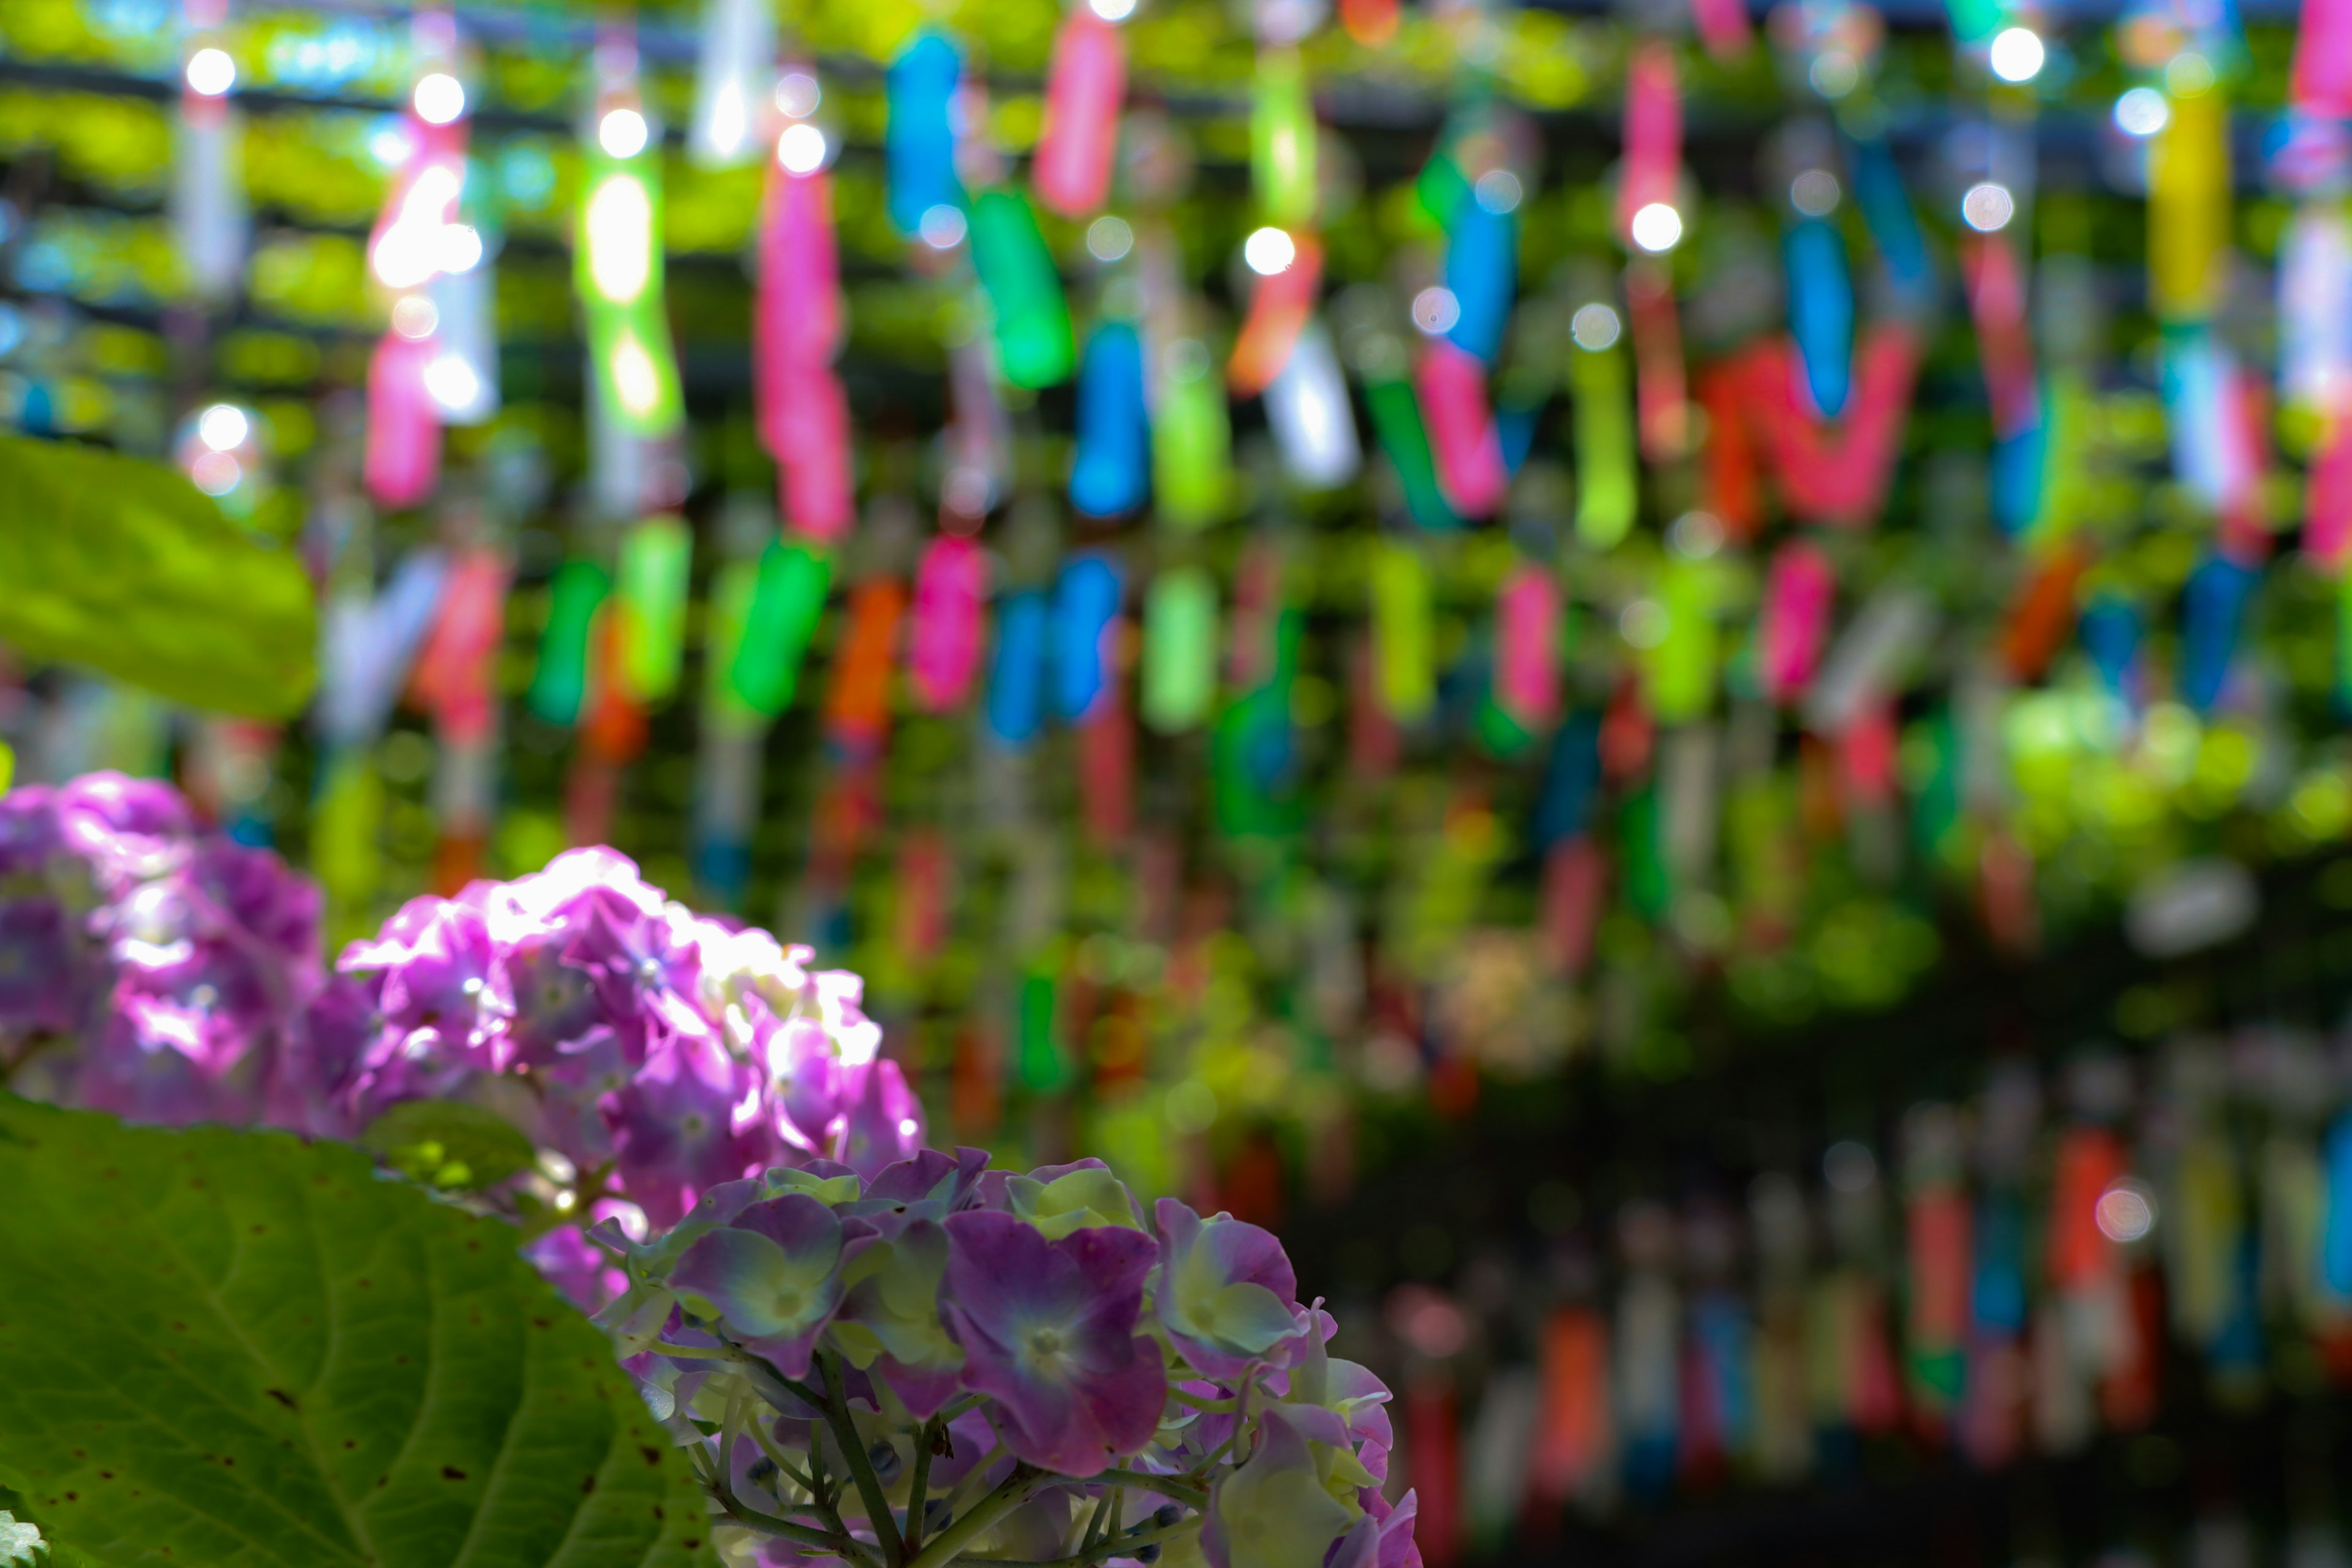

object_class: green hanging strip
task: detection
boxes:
[1142,565,1220,733]
[704,556,761,730]
[1363,374,1457,530]
[1016,963,1072,1092]
[614,514,693,704]
[1621,786,1671,921]
[730,538,833,717]
[970,190,1077,390]
[1153,349,1233,530]
[1370,538,1434,723]
[1251,45,1317,227]
[1572,335,1637,549]
[528,559,611,726]
[1646,558,1717,724]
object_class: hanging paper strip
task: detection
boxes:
[1079,640,1134,845]
[1228,236,1324,395]
[1071,321,1151,517]
[757,151,854,543]
[2310,414,2352,569]
[1416,340,1507,520]
[172,51,248,303]
[824,577,906,755]
[1961,233,2038,439]
[688,0,777,166]
[1625,260,1687,461]
[1529,1307,1612,1506]
[1616,43,1681,247]
[408,546,508,746]
[1251,45,1317,227]
[887,29,965,233]
[1759,541,1834,704]
[2181,551,2258,711]
[1445,190,1516,367]
[1999,540,2092,682]
[910,533,987,713]
[1153,344,1233,527]
[363,330,441,509]
[1493,564,1561,732]
[1710,326,1921,525]
[2047,1125,2124,1292]
[987,589,1049,746]
[1905,1187,1972,1418]
[1033,6,1125,218]
[1142,565,1219,734]
[2278,203,2352,412]
[614,514,693,705]
[577,124,684,437]
[1054,554,1124,722]
[2148,85,2228,323]
[1691,0,1752,60]
[529,559,609,727]
[1784,217,1854,420]
[971,190,1077,390]
[1365,371,1457,530]
[1266,320,1362,489]
[1647,559,1717,726]
[2291,0,2352,117]
[730,538,832,717]
[1370,538,1434,724]
[1848,135,1934,312]
[1571,336,1637,549]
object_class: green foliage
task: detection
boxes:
[0,435,317,718]
[0,1098,717,1568]
[360,1099,541,1192]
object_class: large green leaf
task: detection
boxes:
[0,435,316,717]
[0,1099,717,1568]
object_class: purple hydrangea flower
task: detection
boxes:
[602,1033,781,1229]
[1153,1199,1309,1380]
[940,1208,1166,1477]
[670,1193,869,1376]
[1199,1404,1355,1568]
[339,895,513,1068]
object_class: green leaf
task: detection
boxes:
[0,434,317,718]
[360,1099,540,1192]
[0,1098,717,1568]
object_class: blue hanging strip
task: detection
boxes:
[1069,321,1150,517]
[2324,1116,2352,1298]
[2181,551,2258,712]
[1969,1192,2028,1337]
[1445,189,1517,366]
[886,29,965,235]
[1052,552,1123,720]
[1989,401,2048,538]
[986,588,1049,745]
[1533,710,1601,850]
[2079,595,2140,702]
[1784,217,1855,417]
[1848,135,1932,312]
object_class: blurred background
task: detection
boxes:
[5,0,2352,1559]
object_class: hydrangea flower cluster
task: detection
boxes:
[0,772,332,1126]
[0,772,919,1292]
[591,1154,1420,1568]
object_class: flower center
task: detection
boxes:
[772,1286,805,1321]
[1028,1327,1065,1357]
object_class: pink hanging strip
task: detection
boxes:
[1494,563,1561,729]
[756,145,854,542]
[1758,540,1834,704]
[909,532,987,712]
[408,546,510,745]
[1716,324,1922,525]
[1689,0,1752,61]
[2307,412,2352,568]
[1414,339,1507,518]
[1961,233,2039,439]
[1032,7,1125,218]
[364,330,441,508]
[2293,0,2352,118]
[1616,43,1681,247]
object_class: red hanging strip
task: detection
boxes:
[1715,325,1923,525]
[894,829,953,965]
[1625,258,1689,461]
[1697,363,1765,539]
[2218,367,2275,566]
[2000,538,2093,682]
[1227,235,1324,396]
[2047,1125,2125,1294]
[824,577,907,757]
[1904,1186,1972,1430]
[1539,837,1606,977]
[407,545,510,745]
[1529,1306,1612,1512]
[1079,625,1135,846]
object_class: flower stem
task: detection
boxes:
[962,1510,1201,1568]
[903,1415,939,1555]
[822,1349,908,1567]
[900,1465,1047,1568]
[1087,1472,1209,1510]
